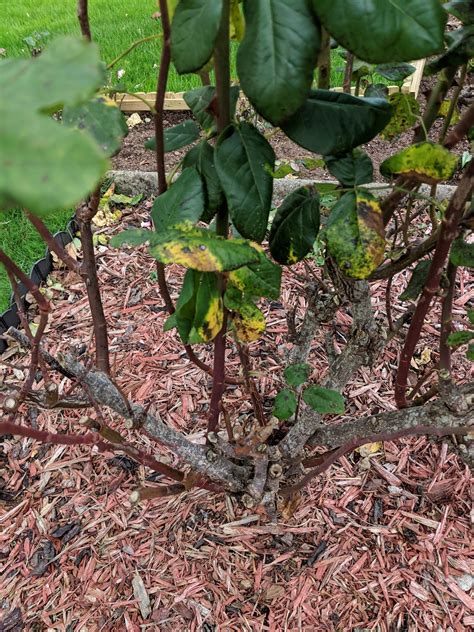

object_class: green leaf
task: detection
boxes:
[364,84,389,100]
[273,389,297,421]
[399,260,432,301]
[165,270,223,344]
[269,186,320,265]
[444,1,474,24]
[284,363,311,388]
[0,36,106,112]
[303,385,345,414]
[145,120,200,152]
[311,0,446,63]
[450,238,474,268]
[326,191,385,279]
[380,142,459,184]
[183,85,240,135]
[110,228,151,248]
[228,248,281,300]
[0,37,108,216]
[63,96,128,158]
[374,63,416,82]
[237,0,321,125]
[148,223,260,271]
[380,93,420,140]
[230,300,266,342]
[109,193,142,206]
[426,26,474,75]
[215,123,275,242]
[151,168,204,232]
[170,0,223,74]
[324,150,373,187]
[447,330,474,347]
[281,90,392,156]
[183,140,223,221]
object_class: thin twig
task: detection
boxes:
[395,161,474,408]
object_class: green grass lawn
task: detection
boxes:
[1,1,398,93]
[0,209,73,312]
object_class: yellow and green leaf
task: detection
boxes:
[380,142,458,184]
[230,301,266,342]
[380,93,420,140]
[326,191,385,279]
[148,223,260,272]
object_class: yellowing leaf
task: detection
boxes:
[326,191,385,279]
[230,0,245,41]
[356,442,382,457]
[439,99,460,124]
[231,302,266,342]
[380,142,458,184]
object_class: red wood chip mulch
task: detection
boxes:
[1,204,473,631]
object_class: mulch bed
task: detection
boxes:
[112,77,471,186]
[1,196,473,629]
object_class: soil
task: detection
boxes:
[112,77,472,185]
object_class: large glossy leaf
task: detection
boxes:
[425,26,474,75]
[183,85,240,135]
[380,93,420,140]
[228,248,282,300]
[63,96,128,157]
[374,63,416,83]
[0,37,108,216]
[215,123,275,242]
[281,90,392,156]
[0,37,106,112]
[149,223,260,271]
[380,143,459,184]
[311,0,446,63]
[324,150,373,187]
[237,0,320,125]
[269,186,320,265]
[444,1,474,24]
[145,120,200,152]
[151,168,204,232]
[170,0,223,74]
[326,191,385,279]
[165,270,223,344]
[183,140,223,221]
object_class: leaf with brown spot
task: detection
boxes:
[325,191,385,279]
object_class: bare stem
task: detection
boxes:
[395,160,474,408]
[77,0,91,41]
[439,261,457,373]
[77,190,110,374]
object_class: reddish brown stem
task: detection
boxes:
[439,261,457,373]
[77,190,110,374]
[343,53,354,93]
[77,0,92,41]
[395,160,474,408]
[207,312,228,433]
[281,424,472,496]
[207,0,231,434]
[0,249,50,411]
[25,211,79,273]
[444,102,474,149]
